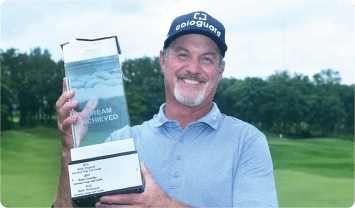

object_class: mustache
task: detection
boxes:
[176,72,209,83]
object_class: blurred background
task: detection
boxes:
[1,0,354,207]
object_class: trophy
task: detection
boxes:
[61,36,144,207]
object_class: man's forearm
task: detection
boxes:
[54,150,77,207]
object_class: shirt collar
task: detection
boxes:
[152,102,221,130]
[197,102,221,129]
[152,103,171,127]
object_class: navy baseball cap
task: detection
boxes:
[164,11,227,57]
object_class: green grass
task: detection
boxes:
[1,127,62,207]
[275,170,353,207]
[1,127,354,207]
[268,137,354,179]
[266,135,354,207]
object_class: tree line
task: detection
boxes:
[1,48,64,129]
[1,48,354,139]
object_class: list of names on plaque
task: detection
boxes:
[70,162,105,197]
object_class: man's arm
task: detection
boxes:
[54,78,79,207]
[54,148,76,207]
[233,131,278,207]
[54,78,98,207]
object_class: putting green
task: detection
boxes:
[275,169,354,207]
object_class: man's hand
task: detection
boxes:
[96,162,192,208]
[54,77,99,207]
[56,77,98,149]
[72,99,99,147]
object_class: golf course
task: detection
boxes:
[1,126,354,207]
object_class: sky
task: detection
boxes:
[1,0,354,85]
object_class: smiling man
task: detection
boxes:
[161,33,224,130]
[54,11,278,207]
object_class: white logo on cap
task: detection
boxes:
[175,12,221,37]
[194,13,207,21]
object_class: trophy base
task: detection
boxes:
[73,185,144,207]
[68,139,144,207]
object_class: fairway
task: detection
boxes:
[268,135,354,207]
[1,127,62,207]
[275,170,353,207]
[1,127,354,207]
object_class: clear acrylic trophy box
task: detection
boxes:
[61,36,144,207]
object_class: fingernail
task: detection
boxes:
[141,161,146,171]
[88,99,98,108]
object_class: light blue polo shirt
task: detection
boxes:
[105,103,278,207]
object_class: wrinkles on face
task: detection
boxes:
[162,34,223,108]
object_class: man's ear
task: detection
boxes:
[159,50,166,74]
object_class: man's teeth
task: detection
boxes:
[182,78,200,84]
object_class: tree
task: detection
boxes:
[214,77,238,116]
[1,72,13,130]
[288,73,312,136]
[1,47,61,126]
[1,49,30,126]
[337,84,354,134]
[313,69,342,86]
[122,56,165,126]
[219,77,270,130]
[44,59,65,124]
[308,69,345,137]
[266,71,295,133]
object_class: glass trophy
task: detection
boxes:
[61,36,144,207]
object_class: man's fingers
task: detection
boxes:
[56,90,75,114]
[100,194,143,206]
[95,202,141,208]
[140,162,154,187]
[62,77,67,94]
[57,100,78,123]
[98,164,149,206]
[61,115,77,132]
[81,99,99,116]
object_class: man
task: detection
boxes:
[54,11,278,207]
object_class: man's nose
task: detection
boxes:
[185,56,202,74]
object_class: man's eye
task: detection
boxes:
[202,57,212,63]
[178,54,188,60]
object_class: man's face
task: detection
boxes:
[160,34,224,107]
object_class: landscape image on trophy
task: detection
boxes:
[65,56,129,147]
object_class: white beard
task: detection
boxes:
[174,83,206,107]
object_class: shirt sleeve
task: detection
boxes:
[104,125,132,143]
[233,130,278,207]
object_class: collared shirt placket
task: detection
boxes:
[162,122,184,198]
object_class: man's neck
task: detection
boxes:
[164,99,213,130]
